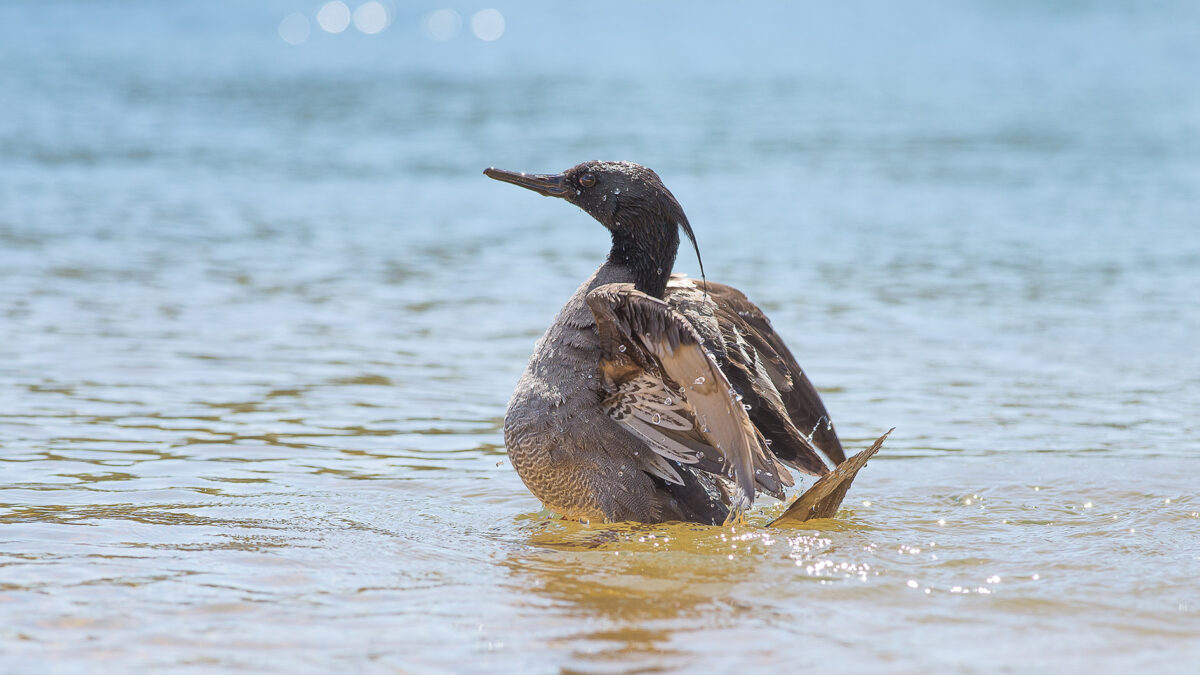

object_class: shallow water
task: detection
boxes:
[2,1,1199,672]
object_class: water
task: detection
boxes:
[2,1,1199,671]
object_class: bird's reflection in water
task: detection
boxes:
[500,514,869,670]
[504,522,718,670]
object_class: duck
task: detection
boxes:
[485,161,888,526]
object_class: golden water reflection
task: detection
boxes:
[500,515,885,669]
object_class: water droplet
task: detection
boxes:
[601,195,607,202]
[656,267,663,275]
[615,188,621,194]
[664,397,673,406]
[653,413,662,423]
[764,438,772,446]
[693,376,705,385]
[618,344,626,353]
[743,403,751,411]
[575,189,581,196]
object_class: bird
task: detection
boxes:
[485,160,887,526]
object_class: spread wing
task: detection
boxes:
[665,277,846,474]
[586,283,791,517]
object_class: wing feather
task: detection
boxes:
[587,283,768,513]
[635,447,686,485]
[666,277,845,472]
[620,416,702,465]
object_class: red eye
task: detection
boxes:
[579,173,596,188]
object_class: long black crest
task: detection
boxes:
[678,217,707,293]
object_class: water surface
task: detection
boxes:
[2,1,1199,672]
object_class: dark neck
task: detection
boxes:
[606,224,679,298]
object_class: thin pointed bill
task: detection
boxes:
[483,168,569,197]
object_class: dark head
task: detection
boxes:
[484,160,704,298]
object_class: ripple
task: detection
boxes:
[2,1,1199,670]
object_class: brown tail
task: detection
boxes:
[768,428,893,525]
